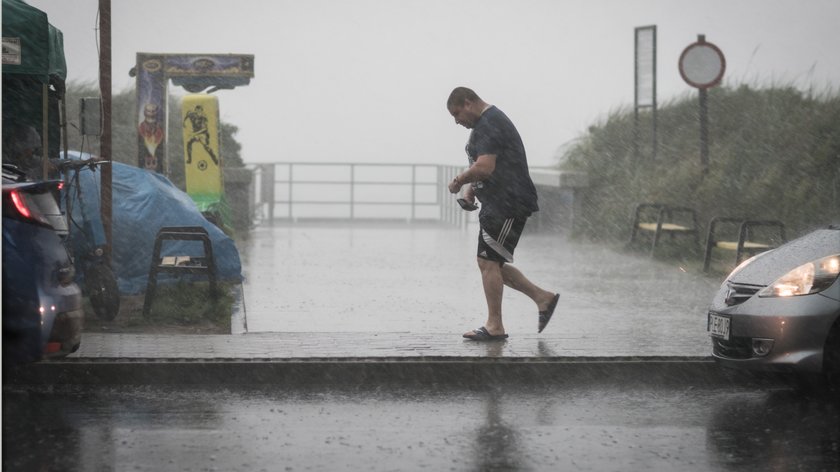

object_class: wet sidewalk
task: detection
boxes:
[67,221,721,361]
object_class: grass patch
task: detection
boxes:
[83,281,235,334]
[145,280,233,326]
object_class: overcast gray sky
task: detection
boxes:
[28,0,840,167]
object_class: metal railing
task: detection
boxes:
[249,162,470,226]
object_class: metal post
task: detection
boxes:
[411,165,416,222]
[651,29,658,162]
[633,107,639,165]
[443,166,449,225]
[633,30,640,165]
[288,163,294,221]
[41,84,48,178]
[60,96,68,161]
[699,87,709,174]
[441,166,446,224]
[261,164,275,221]
[350,164,355,220]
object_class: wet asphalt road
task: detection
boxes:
[4,382,839,471]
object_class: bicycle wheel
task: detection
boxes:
[85,263,121,321]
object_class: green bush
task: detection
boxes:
[561,84,840,243]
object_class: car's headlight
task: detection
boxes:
[758,254,840,297]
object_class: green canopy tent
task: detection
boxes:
[2,0,67,176]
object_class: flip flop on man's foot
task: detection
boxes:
[538,293,560,333]
[463,326,509,341]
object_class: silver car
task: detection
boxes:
[708,225,840,380]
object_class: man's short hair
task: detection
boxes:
[447,87,481,109]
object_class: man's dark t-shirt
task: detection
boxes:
[465,106,539,217]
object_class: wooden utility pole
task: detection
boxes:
[98,0,113,258]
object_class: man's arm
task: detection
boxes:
[448,154,496,194]
[463,183,476,203]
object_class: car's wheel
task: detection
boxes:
[823,320,840,391]
[85,263,120,321]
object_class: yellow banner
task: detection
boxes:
[181,94,222,202]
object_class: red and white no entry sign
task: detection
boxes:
[679,36,726,89]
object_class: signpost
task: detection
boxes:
[679,34,725,174]
[634,25,657,163]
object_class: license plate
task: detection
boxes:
[708,312,731,341]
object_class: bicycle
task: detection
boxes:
[50,156,121,321]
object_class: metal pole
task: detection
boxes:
[288,163,293,221]
[633,28,640,165]
[633,107,639,165]
[41,84,49,178]
[350,164,355,220]
[60,96,68,161]
[651,27,658,162]
[699,87,709,174]
[443,166,450,225]
[440,166,446,224]
[98,0,113,259]
[411,165,416,222]
[266,164,275,221]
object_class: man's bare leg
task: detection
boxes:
[501,263,556,311]
[465,257,506,337]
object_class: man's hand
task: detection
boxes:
[463,184,476,203]
[448,176,463,194]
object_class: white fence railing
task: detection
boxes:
[249,162,470,226]
[246,162,588,233]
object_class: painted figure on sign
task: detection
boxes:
[138,103,164,171]
[183,104,219,166]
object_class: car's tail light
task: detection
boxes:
[6,189,56,227]
[3,183,66,231]
[44,342,62,354]
[758,254,840,297]
[11,189,38,221]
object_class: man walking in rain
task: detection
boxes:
[446,87,559,341]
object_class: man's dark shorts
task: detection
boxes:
[477,213,528,264]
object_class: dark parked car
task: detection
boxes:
[708,225,840,382]
[2,164,83,365]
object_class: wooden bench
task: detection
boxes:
[628,203,699,257]
[702,217,786,272]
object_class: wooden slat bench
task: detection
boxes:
[702,217,786,272]
[628,203,699,257]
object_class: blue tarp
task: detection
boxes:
[61,151,243,294]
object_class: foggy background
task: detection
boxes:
[29,0,840,167]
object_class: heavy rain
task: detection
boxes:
[4,0,840,470]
